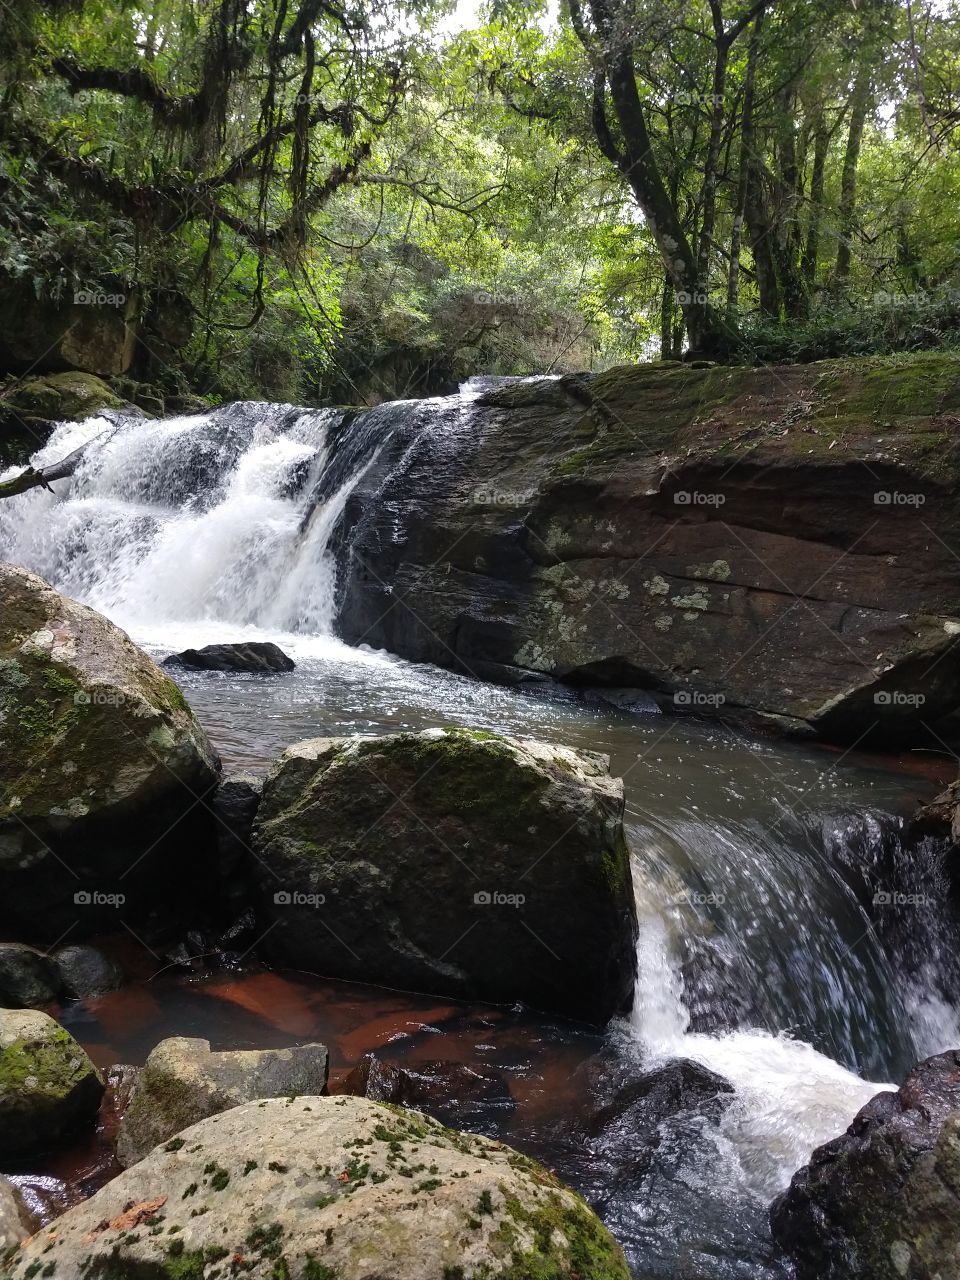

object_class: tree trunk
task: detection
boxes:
[835,65,871,283]
[801,113,828,285]
[728,10,764,316]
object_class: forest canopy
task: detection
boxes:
[1,0,959,404]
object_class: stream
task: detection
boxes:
[2,399,959,1277]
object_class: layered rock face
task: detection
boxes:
[336,355,960,742]
[771,1049,960,1279]
[0,563,221,940]
[12,1096,631,1280]
[252,728,637,1023]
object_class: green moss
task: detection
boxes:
[0,1025,99,1098]
[487,1189,630,1280]
[162,1241,206,1280]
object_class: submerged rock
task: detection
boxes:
[0,1008,104,1154]
[164,641,296,673]
[0,942,61,1008]
[116,1035,329,1166]
[0,563,221,941]
[13,1096,631,1279]
[252,727,638,1024]
[340,1054,515,1127]
[52,943,123,998]
[771,1049,960,1279]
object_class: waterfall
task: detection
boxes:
[0,402,392,649]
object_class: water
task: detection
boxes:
[2,402,958,1277]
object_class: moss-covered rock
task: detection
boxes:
[0,1008,103,1153]
[252,727,637,1024]
[11,1095,631,1279]
[117,1036,329,1167]
[0,563,221,942]
[0,372,135,466]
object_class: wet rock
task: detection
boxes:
[341,1054,515,1127]
[336,356,960,746]
[116,1035,329,1166]
[13,1096,631,1280]
[252,727,638,1024]
[584,1055,734,1150]
[680,934,758,1034]
[0,943,61,1008]
[0,1009,104,1154]
[0,563,221,942]
[52,943,123,998]
[212,772,263,918]
[163,641,296,673]
[771,1049,960,1279]
[0,1175,29,1251]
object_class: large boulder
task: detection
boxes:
[252,727,637,1023]
[164,642,296,673]
[0,564,221,941]
[0,1008,103,1153]
[335,355,960,745]
[0,371,134,467]
[0,942,61,1007]
[341,1054,515,1128]
[116,1035,329,1166]
[771,1049,960,1278]
[12,1095,631,1279]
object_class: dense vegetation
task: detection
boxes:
[1,0,959,405]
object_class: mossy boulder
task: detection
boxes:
[252,727,637,1024]
[117,1036,329,1167]
[0,1008,103,1154]
[0,372,134,466]
[0,563,221,942]
[12,1095,631,1279]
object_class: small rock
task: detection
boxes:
[163,642,296,673]
[212,773,263,918]
[53,943,123,998]
[340,1055,514,1127]
[14,1096,631,1280]
[116,1035,329,1166]
[0,1009,104,1154]
[0,943,61,1008]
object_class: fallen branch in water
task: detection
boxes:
[0,428,117,501]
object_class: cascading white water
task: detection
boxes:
[0,404,385,654]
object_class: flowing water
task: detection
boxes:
[2,401,959,1277]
